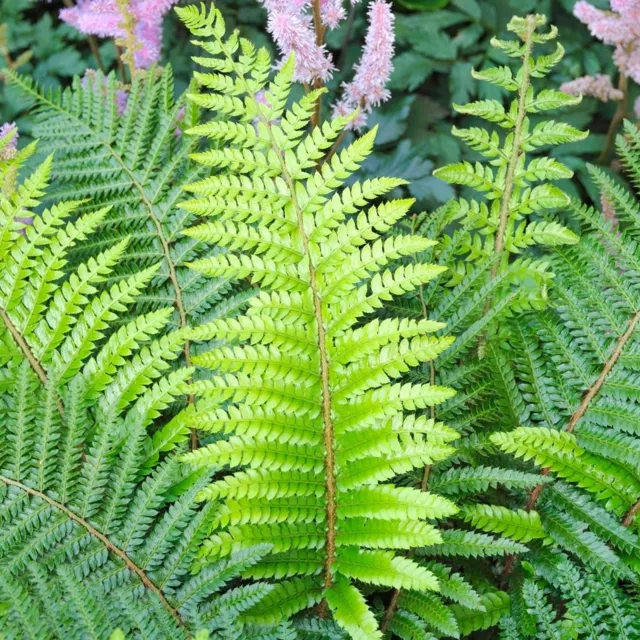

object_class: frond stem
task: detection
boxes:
[0,474,186,630]
[564,309,640,434]
[277,143,338,602]
[503,309,640,579]
[598,73,629,166]
[0,308,64,415]
[220,39,338,606]
[491,15,536,278]
[311,0,325,127]
[623,497,640,527]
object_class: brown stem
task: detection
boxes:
[323,129,348,166]
[257,93,337,607]
[491,15,536,279]
[115,45,127,83]
[310,0,325,127]
[61,0,105,72]
[87,36,105,73]
[564,311,640,434]
[0,474,185,629]
[0,309,64,415]
[623,498,640,527]
[598,73,629,166]
[286,158,337,600]
[380,588,401,636]
[321,98,367,167]
[503,309,640,580]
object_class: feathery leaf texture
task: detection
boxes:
[433,14,585,301]
[176,4,462,637]
[5,67,254,432]
[490,121,640,630]
[0,144,273,638]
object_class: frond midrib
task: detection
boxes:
[0,473,185,629]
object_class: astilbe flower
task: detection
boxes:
[60,0,179,68]
[0,123,33,230]
[332,0,395,129]
[574,0,640,83]
[320,0,346,29]
[260,0,335,83]
[560,74,624,101]
[0,122,18,161]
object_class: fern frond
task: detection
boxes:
[176,5,463,636]
[0,149,273,638]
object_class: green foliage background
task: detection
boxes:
[0,0,629,208]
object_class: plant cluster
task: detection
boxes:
[1,1,640,639]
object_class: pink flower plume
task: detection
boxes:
[573,1,640,82]
[259,0,336,83]
[332,0,395,129]
[0,122,18,161]
[559,74,624,101]
[60,0,179,68]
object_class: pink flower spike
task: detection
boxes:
[60,0,179,68]
[611,0,640,13]
[572,1,640,83]
[60,0,124,39]
[348,0,394,107]
[332,0,394,126]
[559,74,623,102]
[0,122,18,160]
[321,0,346,29]
[268,9,334,82]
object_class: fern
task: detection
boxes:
[489,121,640,632]
[173,4,465,637]
[432,14,586,304]
[6,67,254,450]
[0,141,282,638]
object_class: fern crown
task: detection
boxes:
[434,14,587,297]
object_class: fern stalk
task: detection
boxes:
[273,128,339,597]
[525,309,640,513]
[598,73,629,165]
[0,309,57,402]
[0,474,185,628]
[623,498,640,527]
[492,14,536,276]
